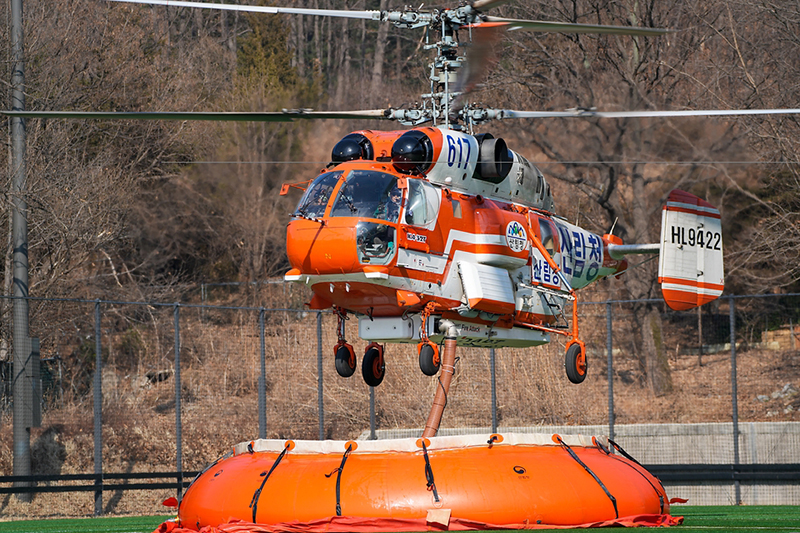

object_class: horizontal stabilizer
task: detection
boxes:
[658,190,724,310]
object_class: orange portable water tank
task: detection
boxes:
[162,433,681,532]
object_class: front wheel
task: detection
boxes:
[565,342,587,384]
[362,346,385,387]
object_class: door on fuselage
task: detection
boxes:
[528,214,562,289]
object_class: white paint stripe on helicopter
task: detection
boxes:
[661,282,723,296]
[443,230,507,256]
[665,201,720,216]
[398,247,520,276]
[288,250,517,290]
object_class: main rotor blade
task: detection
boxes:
[0,110,390,122]
[107,0,382,21]
[481,17,669,36]
[497,108,800,119]
[471,0,514,10]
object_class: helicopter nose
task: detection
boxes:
[286,219,360,275]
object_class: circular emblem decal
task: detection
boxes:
[513,466,527,475]
[505,221,528,252]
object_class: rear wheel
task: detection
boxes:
[418,342,440,376]
[565,342,587,384]
[335,344,356,378]
[362,346,385,387]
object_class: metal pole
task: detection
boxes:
[200,284,206,323]
[93,301,103,515]
[174,304,183,498]
[10,0,31,503]
[490,348,497,433]
[729,298,741,504]
[317,312,324,440]
[369,387,376,440]
[607,302,615,442]
[258,309,267,440]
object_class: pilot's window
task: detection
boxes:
[294,171,342,218]
[329,170,400,222]
[356,222,396,266]
[405,179,441,227]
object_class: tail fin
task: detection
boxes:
[658,190,724,310]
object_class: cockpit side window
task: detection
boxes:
[405,179,441,227]
[330,170,400,222]
[294,171,342,218]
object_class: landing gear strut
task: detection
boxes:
[333,307,356,378]
[417,301,440,376]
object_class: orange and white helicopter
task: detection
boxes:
[282,127,725,387]
[6,0,800,394]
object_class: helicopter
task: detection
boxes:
[5,0,799,397]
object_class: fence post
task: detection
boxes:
[317,312,324,440]
[174,304,183,498]
[93,300,103,516]
[606,302,615,442]
[369,387,376,440]
[200,284,206,322]
[258,309,267,440]
[490,348,497,433]
[729,297,741,504]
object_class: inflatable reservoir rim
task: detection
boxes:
[233,432,608,455]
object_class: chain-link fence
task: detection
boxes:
[1,290,799,515]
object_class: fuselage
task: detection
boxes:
[285,127,627,336]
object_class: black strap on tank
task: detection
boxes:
[186,449,233,496]
[421,441,440,503]
[608,438,643,466]
[249,444,290,523]
[556,436,618,519]
[603,439,665,514]
[325,444,353,516]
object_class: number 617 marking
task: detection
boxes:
[446,135,472,170]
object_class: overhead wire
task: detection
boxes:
[162,159,799,165]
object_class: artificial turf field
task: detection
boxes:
[0,507,798,533]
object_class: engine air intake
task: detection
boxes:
[332,133,374,163]
[391,130,434,175]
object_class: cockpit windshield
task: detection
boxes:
[294,171,342,218]
[330,170,401,223]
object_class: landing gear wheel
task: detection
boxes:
[418,342,440,376]
[335,343,356,378]
[565,342,587,384]
[362,345,385,387]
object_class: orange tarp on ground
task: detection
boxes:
[155,514,684,533]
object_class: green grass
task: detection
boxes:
[0,515,172,533]
[0,507,798,532]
